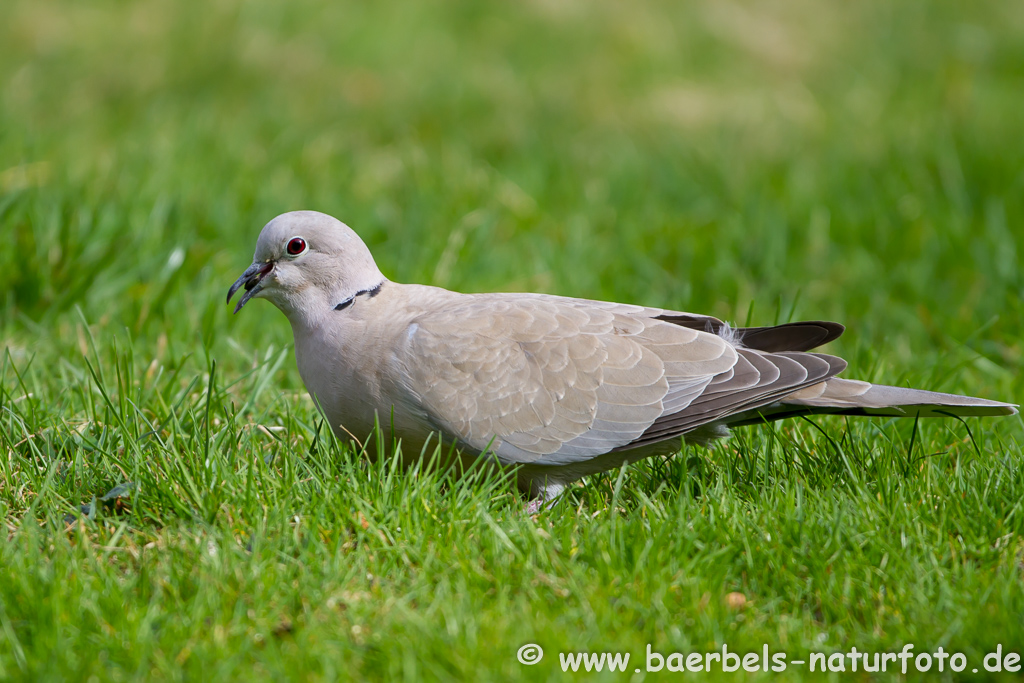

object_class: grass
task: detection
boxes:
[2,0,1024,680]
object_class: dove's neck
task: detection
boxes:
[331,281,384,312]
[281,273,388,334]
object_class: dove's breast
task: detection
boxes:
[294,321,378,442]
[292,283,463,453]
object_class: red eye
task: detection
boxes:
[286,237,306,256]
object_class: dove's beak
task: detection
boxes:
[227,261,275,314]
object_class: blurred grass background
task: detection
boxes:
[1,0,1023,680]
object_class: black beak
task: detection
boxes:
[227,261,275,314]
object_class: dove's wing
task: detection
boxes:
[392,293,846,465]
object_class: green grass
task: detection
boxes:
[2,0,1024,680]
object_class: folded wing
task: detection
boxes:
[395,294,854,464]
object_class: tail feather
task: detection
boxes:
[727,378,1017,425]
[786,378,1017,416]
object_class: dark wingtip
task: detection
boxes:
[656,315,846,352]
[737,321,845,352]
[818,321,845,343]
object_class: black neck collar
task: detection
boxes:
[334,282,383,311]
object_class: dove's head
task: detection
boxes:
[227,211,385,323]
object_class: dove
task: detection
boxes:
[228,210,1017,507]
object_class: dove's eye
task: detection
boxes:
[286,237,307,256]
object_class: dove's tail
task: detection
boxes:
[727,378,1017,426]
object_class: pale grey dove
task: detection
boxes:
[228,211,1017,506]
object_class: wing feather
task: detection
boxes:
[622,348,845,448]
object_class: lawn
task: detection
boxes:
[2,0,1024,680]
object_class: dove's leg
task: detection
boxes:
[524,481,566,514]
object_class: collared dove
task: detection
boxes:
[228,210,1017,506]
